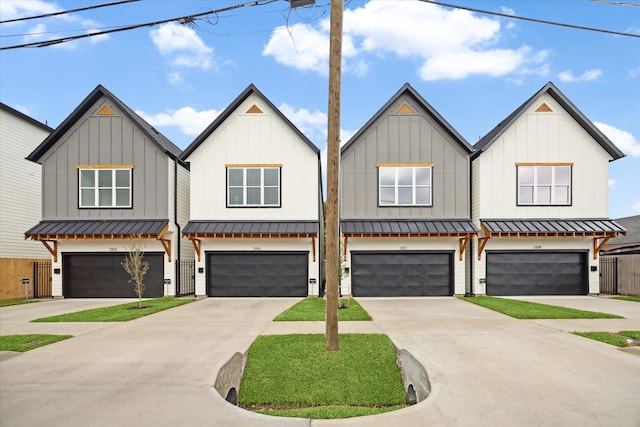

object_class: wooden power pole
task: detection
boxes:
[325,0,343,352]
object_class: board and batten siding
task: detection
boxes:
[188,93,319,221]
[0,107,50,258]
[39,98,169,220]
[473,93,612,220]
[341,94,470,219]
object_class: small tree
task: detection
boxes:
[122,241,149,308]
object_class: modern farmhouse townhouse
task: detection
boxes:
[470,82,626,296]
[24,85,192,298]
[180,84,324,297]
[339,83,478,297]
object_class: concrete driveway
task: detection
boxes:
[1,296,639,426]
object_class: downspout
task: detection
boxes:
[174,159,181,296]
[468,154,474,296]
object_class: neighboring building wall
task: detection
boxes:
[1,105,51,299]
[0,105,50,259]
[39,97,169,220]
[176,162,193,261]
[341,93,470,220]
[474,93,611,220]
[188,93,319,221]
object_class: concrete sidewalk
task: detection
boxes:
[1,296,639,426]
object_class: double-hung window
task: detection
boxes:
[517,163,572,205]
[227,165,281,207]
[79,166,132,208]
[378,164,432,206]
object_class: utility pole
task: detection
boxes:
[325,0,343,352]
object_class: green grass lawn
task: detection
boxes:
[0,334,72,352]
[32,297,195,322]
[274,298,372,321]
[612,296,640,303]
[0,299,41,308]
[460,296,622,319]
[572,330,640,347]
[239,334,406,419]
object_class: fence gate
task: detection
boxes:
[178,260,195,296]
[599,256,617,295]
[33,261,52,298]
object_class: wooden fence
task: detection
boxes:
[600,254,640,296]
[0,258,51,300]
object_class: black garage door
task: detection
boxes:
[206,251,308,297]
[486,251,587,295]
[351,251,453,297]
[63,252,164,298]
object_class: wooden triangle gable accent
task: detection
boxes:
[97,105,114,115]
[397,104,415,114]
[246,104,263,114]
[535,103,552,113]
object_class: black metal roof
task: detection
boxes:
[340,219,478,235]
[25,219,168,238]
[341,83,473,155]
[183,221,319,236]
[180,84,320,160]
[481,219,626,236]
[473,81,625,161]
[26,85,183,164]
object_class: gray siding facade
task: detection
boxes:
[40,97,169,220]
[341,91,471,219]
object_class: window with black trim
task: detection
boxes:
[517,164,572,205]
[378,165,432,206]
[227,166,280,207]
[79,168,132,208]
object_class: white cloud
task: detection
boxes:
[609,179,616,188]
[594,122,640,157]
[167,72,183,85]
[150,22,214,70]
[558,69,602,83]
[629,68,640,79]
[279,103,327,138]
[137,107,220,137]
[500,6,516,15]
[633,201,640,212]
[263,0,547,81]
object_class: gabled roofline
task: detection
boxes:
[180,83,320,161]
[25,85,184,165]
[0,102,53,133]
[340,83,473,154]
[472,81,625,161]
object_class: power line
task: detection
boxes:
[0,0,277,50]
[588,0,640,6]
[420,0,640,39]
[0,0,141,25]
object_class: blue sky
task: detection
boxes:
[1,0,639,218]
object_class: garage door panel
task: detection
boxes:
[207,252,308,297]
[486,252,586,296]
[64,253,164,298]
[351,252,452,297]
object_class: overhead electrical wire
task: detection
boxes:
[0,0,277,50]
[420,0,640,38]
[1,0,638,50]
[0,0,141,24]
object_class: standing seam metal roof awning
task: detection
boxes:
[478,219,627,261]
[24,219,171,263]
[339,220,478,262]
[340,220,478,236]
[182,221,320,263]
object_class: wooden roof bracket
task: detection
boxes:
[477,223,492,260]
[190,238,202,262]
[458,235,471,261]
[311,235,316,262]
[158,238,172,262]
[41,240,58,263]
[593,235,612,260]
[343,235,348,260]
